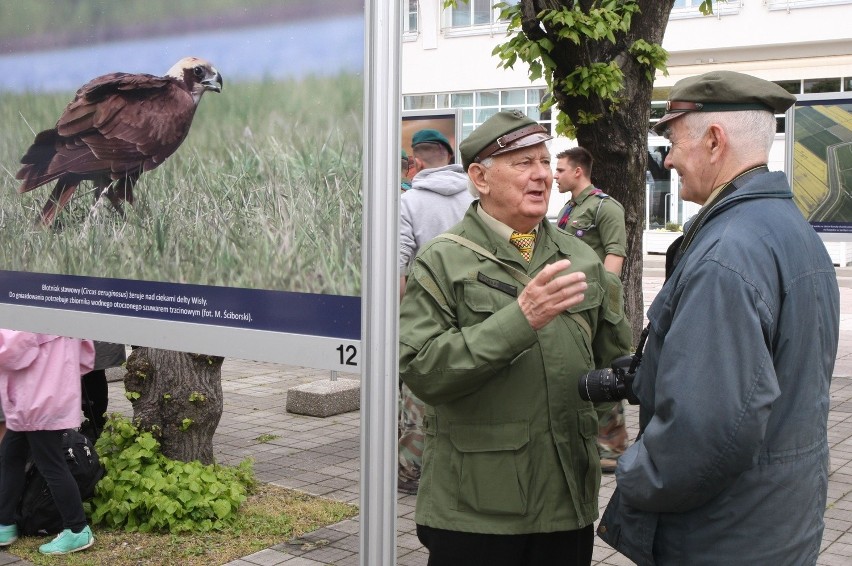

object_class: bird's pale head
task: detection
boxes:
[166,57,223,104]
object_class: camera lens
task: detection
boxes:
[578,368,620,402]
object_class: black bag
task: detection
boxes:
[16,429,105,536]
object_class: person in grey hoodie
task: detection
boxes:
[398,128,473,495]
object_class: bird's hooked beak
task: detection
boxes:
[203,71,223,93]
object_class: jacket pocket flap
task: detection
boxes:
[450,421,529,452]
[566,280,602,314]
[463,279,513,313]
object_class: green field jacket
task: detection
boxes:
[399,203,633,534]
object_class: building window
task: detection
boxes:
[403,88,552,139]
[767,0,852,10]
[403,0,418,34]
[773,78,846,94]
[451,0,492,26]
[670,0,741,19]
[804,77,842,93]
[775,80,801,94]
[445,0,518,32]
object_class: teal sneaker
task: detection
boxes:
[0,524,17,547]
[38,525,94,555]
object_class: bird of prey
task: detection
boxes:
[15,56,223,226]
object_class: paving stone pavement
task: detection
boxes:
[1,256,851,565]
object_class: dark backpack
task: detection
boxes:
[16,429,105,536]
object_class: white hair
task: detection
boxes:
[683,109,776,160]
[467,157,493,197]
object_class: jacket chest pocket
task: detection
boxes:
[565,208,597,235]
[449,421,531,516]
[458,277,517,326]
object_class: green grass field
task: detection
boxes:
[0,74,363,295]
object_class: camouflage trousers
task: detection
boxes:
[596,400,628,459]
[398,382,425,483]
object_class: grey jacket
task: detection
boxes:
[399,164,473,274]
[599,171,840,565]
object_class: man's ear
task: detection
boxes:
[468,163,490,196]
[706,123,728,164]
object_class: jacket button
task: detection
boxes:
[598,524,607,535]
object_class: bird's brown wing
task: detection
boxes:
[17,73,197,192]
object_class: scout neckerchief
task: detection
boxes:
[557,188,606,231]
[665,165,769,280]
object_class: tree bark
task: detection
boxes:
[124,348,224,465]
[521,0,676,343]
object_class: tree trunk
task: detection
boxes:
[124,348,224,465]
[520,0,675,343]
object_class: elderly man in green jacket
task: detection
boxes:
[399,110,633,566]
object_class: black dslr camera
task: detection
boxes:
[577,328,648,405]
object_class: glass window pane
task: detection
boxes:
[436,94,450,108]
[526,106,541,120]
[404,95,435,110]
[461,109,474,124]
[473,0,491,25]
[476,91,499,106]
[452,1,471,26]
[476,107,498,123]
[501,90,526,105]
[406,0,418,31]
[774,80,800,95]
[527,88,545,105]
[462,124,475,139]
[803,77,841,94]
[846,78,852,91]
[452,93,473,107]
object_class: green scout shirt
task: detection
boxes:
[558,185,626,263]
[399,202,633,535]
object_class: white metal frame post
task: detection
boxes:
[361,0,400,564]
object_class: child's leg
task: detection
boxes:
[27,430,87,531]
[0,431,29,525]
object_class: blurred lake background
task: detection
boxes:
[0,0,363,93]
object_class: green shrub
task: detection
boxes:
[91,415,255,533]
[664,222,682,232]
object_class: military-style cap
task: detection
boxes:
[460,110,552,171]
[412,128,454,155]
[653,70,796,134]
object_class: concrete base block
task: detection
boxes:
[286,378,360,417]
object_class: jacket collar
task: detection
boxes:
[461,203,574,271]
[572,184,597,205]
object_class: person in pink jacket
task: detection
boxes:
[0,331,96,555]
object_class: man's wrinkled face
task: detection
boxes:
[477,143,552,232]
[663,117,714,205]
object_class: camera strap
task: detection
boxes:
[438,233,592,342]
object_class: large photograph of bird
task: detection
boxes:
[0,0,363,296]
[16,57,222,226]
